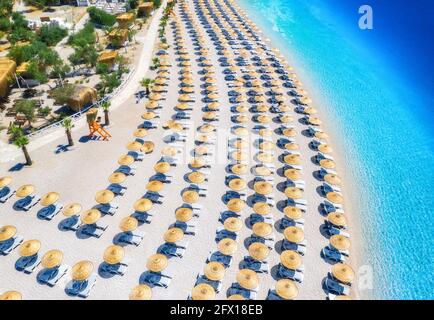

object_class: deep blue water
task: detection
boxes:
[237,0,434,299]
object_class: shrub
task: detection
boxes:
[153,0,162,8]
[37,24,68,46]
[87,7,116,27]
[68,23,95,47]
[0,17,11,31]
[96,62,110,75]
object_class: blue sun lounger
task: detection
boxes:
[0,187,15,203]
[0,236,24,255]
[65,274,97,298]
[37,265,69,287]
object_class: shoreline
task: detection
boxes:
[235,0,367,299]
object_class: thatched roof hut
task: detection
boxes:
[108,28,129,47]
[0,58,17,98]
[116,12,135,27]
[16,62,30,75]
[98,51,119,66]
[68,85,97,112]
[138,2,154,16]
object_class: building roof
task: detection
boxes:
[98,51,119,64]
[0,58,17,98]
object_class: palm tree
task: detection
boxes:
[13,135,32,166]
[62,117,74,146]
[140,78,154,96]
[101,101,111,126]
[151,57,160,70]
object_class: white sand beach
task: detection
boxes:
[0,0,358,300]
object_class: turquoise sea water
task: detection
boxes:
[237,0,434,299]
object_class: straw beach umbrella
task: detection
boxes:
[254,165,272,176]
[16,184,35,198]
[95,190,114,204]
[327,212,347,227]
[284,154,301,165]
[72,261,93,281]
[229,178,247,191]
[103,245,124,265]
[164,228,184,243]
[224,217,243,232]
[332,263,355,284]
[147,254,168,272]
[133,128,148,138]
[134,198,152,212]
[41,249,63,269]
[192,283,216,300]
[0,291,22,300]
[40,192,60,206]
[326,192,344,204]
[204,262,225,281]
[253,202,271,215]
[248,242,270,261]
[284,226,305,243]
[284,168,301,180]
[0,225,17,242]
[227,198,245,212]
[330,235,351,251]
[129,285,152,300]
[280,250,302,270]
[284,206,303,220]
[282,128,297,137]
[252,222,273,237]
[109,172,127,184]
[218,238,237,255]
[275,279,298,300]
[126,141,142,152]
[0,176,12,188]
[147,180,164,193]
[284,187,303,199]
[182,190,199,203]
[63,203,82,217]
[118,155,134,166]
[318,144,333,154]
[320,159,336,169]
[324,173,342,185]
[19,240,41,257]
[231,163,248,174]
[175,207,193,222]
[237,269,259,290]
[81,209,101,225]
[119,216,138,232]
[253,181,273,195]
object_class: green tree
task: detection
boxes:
[50,83,75,105]
[153,0,162,9]
[15,100,37,126]
[69,44,98,68]
[62,117,74,146]
[140,77,154,96]
[68,23,96,47]
[37,25,68,46]
[128,0,139,10]
[100,73,121,94]
[87,7,116,27]
[12,133,32,166]
[96,62,110,75]
[0,1,13,18]
[101,101,111,126]
[24,0,48,9]
[25,61,48,83]
[151,57,160,70]
[0,17,12,32]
